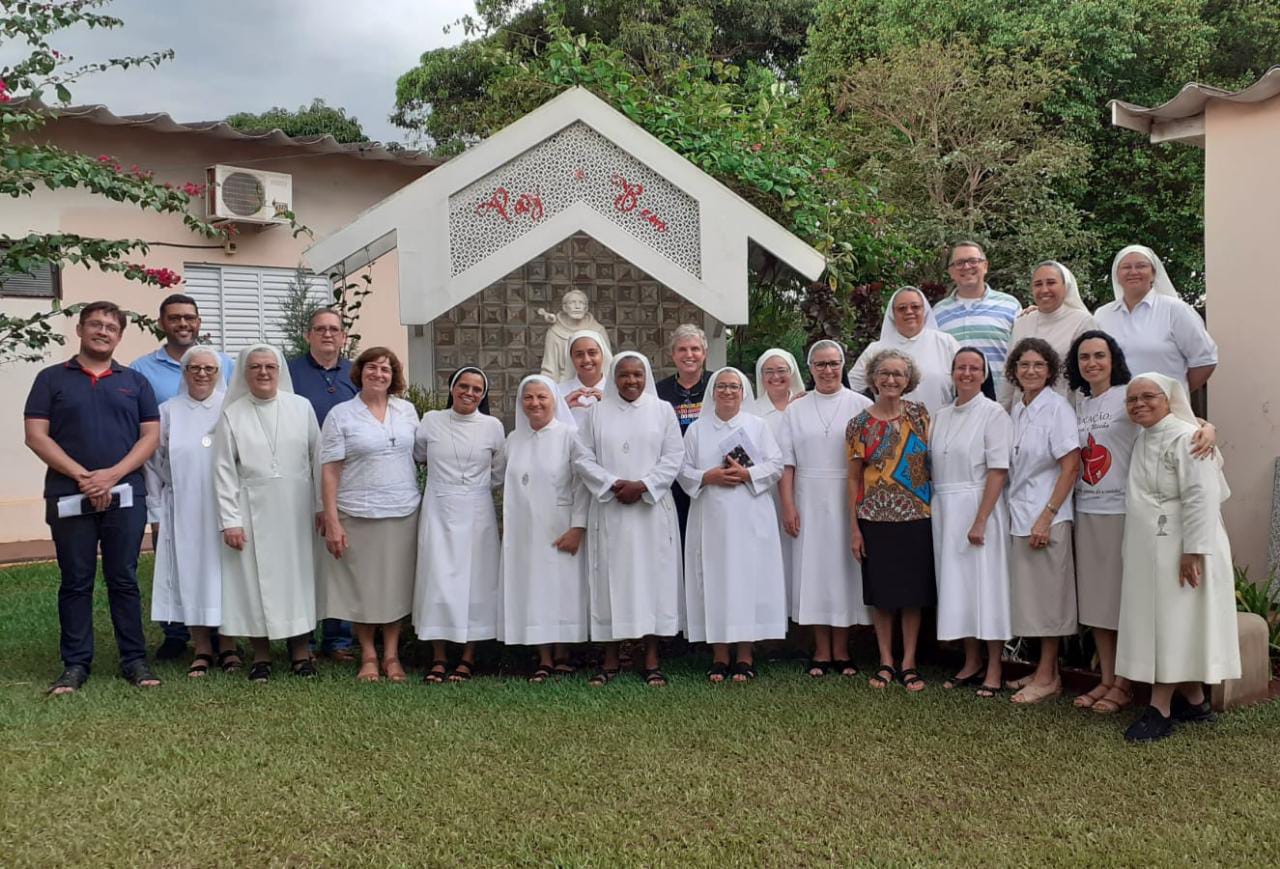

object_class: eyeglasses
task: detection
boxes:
[811,361,842,370]
[713,383,742,393]
[875,371,908,380]
[82,319,121,334]
[185,365,218,375]
[1124,392,1166,406]
[310,325,344,335]
[247,363,279,372]
[762,367,791,378]
[948,257,986,269]
[1117,262,1153,273]
[164,314,199,324]
[1016,360,1048,371]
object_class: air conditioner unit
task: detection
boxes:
[205,165,293,225]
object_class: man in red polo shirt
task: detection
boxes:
[23,301,162,694]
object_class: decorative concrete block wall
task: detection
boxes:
[430,232,705,423]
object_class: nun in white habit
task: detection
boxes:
[572,350,685,686]
[929,347,1013,697]
[146,345,238,676]
[557,329,612,425]
[679,367,786,682]
[749,347,807,614]
[848,287,960,414]
[778,339,873,678]
[1116,372,1240,743]
[213,343,322,681]
[500,374,589,681]
[412,366,506,683]
[998,261,1096,408]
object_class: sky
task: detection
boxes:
[11,0,479,145]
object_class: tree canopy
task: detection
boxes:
[226,98,368,144]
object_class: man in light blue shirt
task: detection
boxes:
[130,292,233,659]
[932,241,1022,390]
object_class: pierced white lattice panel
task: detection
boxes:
[448,121,701,279]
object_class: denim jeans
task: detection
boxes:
[47,500,148,671]
[319,618,352,652]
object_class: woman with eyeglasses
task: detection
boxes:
[1115,373,1238,743]
[1003,338,1080,704]
[680,367,787,682]
[411,367,506,683]
[848,287,960,414]
[146,346,240,677]
[1093,246,1218,396]
[847,348,936,692]
[778,340,873,678]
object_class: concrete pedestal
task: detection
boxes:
[1211,612,1273,711]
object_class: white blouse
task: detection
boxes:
[1008,388,1078,535]
[1094,292,1217,393]
[319,396,422,518]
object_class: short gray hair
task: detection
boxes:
[867,347,921,395]
[669,323,708,352]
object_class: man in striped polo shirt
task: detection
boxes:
[932,241,1021,389]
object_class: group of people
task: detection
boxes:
[22,240,1241,744]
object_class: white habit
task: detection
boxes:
[1116,379,1240,685]
[679,397,787,644]
[572,352,684,641]
[412,408,506,643]
[929,395,1013,641]
[847,288,960,414]
[500,378,590,645]
[214,390,321,640]
[778,387,874,626]
[146,391,224,627]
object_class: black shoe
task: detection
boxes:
[1171,692,1217,724]
[155,636,188,660]
[1125,706,1175,743]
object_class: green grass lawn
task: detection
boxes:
[2,557,1279,867]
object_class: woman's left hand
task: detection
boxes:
[1179,553,1203,588]
[553,527,585,555]
[1190,422,1217,459]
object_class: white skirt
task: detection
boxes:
[412,484,500,643]
[932,482,1012,641]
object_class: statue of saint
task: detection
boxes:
[537,288,612,382]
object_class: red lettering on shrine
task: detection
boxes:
[610,174,644,212]
[476,186,543,224]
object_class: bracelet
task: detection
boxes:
[1045,502,1059,513]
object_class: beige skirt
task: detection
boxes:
[1009,521,1077,637]
[1074,512,1124,631]
[320,510,417,624]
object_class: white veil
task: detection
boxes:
[515,374,578,435]
[880,286,941,341]
[224,343,293,406]
[1036,261,1088,312]
[1111,244,1178,302]
[604,351,658,405]
[1132,371,1197,428]
[699,367,755,421]
[176,344,228,402]
[566,329,613,383]
[753,348,805,400]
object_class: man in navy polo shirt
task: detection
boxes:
[24,301,163,694]
[131,292,234,659]
[287,307,358,660]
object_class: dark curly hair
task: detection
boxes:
[1004,337,1061,391]
[1065,330,1132,397]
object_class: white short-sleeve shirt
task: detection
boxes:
[319,395,422,518]
[1008,388,1078,535]
[1093,292,1217,392]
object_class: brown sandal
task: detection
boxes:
[382,658,407,683]
[356,659,381,683]
[1092,685,1133,714]
[1074,682,1112,709]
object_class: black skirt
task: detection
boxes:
[861,518,937,611]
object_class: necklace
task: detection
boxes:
[812,391,841,436]
[447,413,478,482]
[938,398,975,458]
[252,401,282,476]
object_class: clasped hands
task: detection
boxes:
[702,456,750,489]
[610,479,649,504]
[77,468,120,511]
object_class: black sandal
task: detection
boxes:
[642,668,668,687]
[898,667,926,692]
[731,661,757,681]
[976,683,1003,699]
[708,661,730,683]
[290,658,317,679]
[216,648,243,673]
[833,659,859,677]
[944,671,982,690]
[248,661,271,683]
[552,659,577,676]
[868,665,896,689]
[529,666,552,684]
[423,659,448,684]
[449,660,475,682]
[120,660,161,688]
[187,653,214,678]
[588,667,619,686]
[806,659,832,678]
[48,664,89,695]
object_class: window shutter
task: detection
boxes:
[0,262,60,298]
[183,263,330,352]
